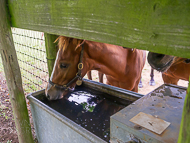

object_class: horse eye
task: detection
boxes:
[60,63,68,69]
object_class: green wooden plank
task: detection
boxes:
[0,1,34,143]
[8,0,190,58]
[178,77,190,143]
[44,33,59,77]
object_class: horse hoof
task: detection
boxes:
[138,83,143,88]
[149,81,156,86]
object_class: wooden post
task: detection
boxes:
[44,33,59,77]
[178,77,190,143]
[0,1,34,143]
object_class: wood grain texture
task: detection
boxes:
[8,0,190,58]
[44,33,59,77]
[0,1,34,143]
[178,78,190,143]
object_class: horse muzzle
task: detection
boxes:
[148,52,175,72]
[45,83,68,100]
[45,82,76,100]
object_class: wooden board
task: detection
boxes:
[130,112,170,135]
[0,1,34,142]
[8,0,190,58]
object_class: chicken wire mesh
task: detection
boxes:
[0,28,98,94]
[0,28,49,94]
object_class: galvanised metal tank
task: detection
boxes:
[27,79,143,143]
[111,84,187,143]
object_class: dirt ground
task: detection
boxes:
[0,61,188,143]
[0,74,19,143]
[0,74,36,143]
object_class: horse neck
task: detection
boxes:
[83,41,133,75]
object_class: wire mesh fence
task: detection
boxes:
[0,28,98,94]
[0,28,49,94]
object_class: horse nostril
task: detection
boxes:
[156,54,165,59]
[46,94,50,100]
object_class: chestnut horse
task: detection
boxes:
[45,36,146,100]
[148,52,190,85]
[87,68,155,87]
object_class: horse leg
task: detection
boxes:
[87,71,92,80]
[98,72,104,83]
[132,82,139,93]
[132,78,141,92]
[162,73,179,85]
[132,86,138,92]
[149,68,156,86]
[138,77,143,88]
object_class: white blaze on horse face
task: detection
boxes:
[50,50,60,81]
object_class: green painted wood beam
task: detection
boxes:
[0,1,34,143]
[178,77,190,143]
[8,0,190,58]
[44,33,59,77]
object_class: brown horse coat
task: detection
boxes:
[147,52,190,85]
[162,59,190,85]
[46,36,146,100]
[81,40,146,92]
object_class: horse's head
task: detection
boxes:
[45,36,86,100]
[148,52,185,72]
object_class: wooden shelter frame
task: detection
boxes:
[0,0,189,142]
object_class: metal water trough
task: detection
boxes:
[28,79,186,143]
[27,79,143,143]
[111,84,187,143]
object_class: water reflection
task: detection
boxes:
[69,91,98,112]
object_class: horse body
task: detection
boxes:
[104,48,145,91]
[148,52,190,85]
[162,60,190,85]
[81,41,146,92]
[45,36,146,100]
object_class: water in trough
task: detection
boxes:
[41,86,133,142]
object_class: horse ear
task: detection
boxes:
[173,57,186,65]
[75,40,85,51]
[54,36,62,43]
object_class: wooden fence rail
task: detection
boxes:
[0,0,190,142]
[0,1,34,143]
[8,0,190,58]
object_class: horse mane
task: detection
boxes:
[54,36,85,52]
